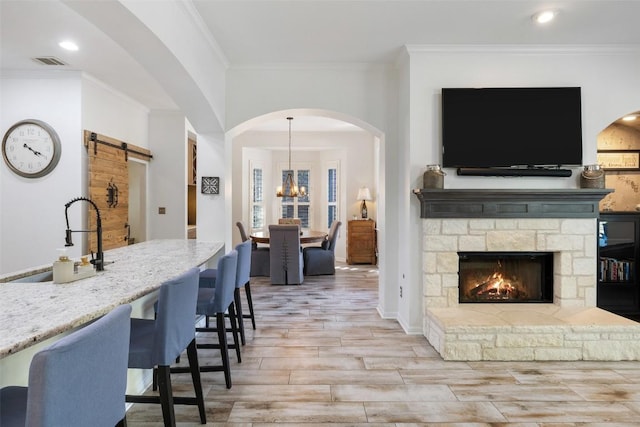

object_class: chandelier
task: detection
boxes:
[276,117,306,197]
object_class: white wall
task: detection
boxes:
[1,72,83,273]
[196,131,227,245]
[147,112,188,239]
[402,46,640,333]
[81,75,149,147]
[226,66,394,133]
[392,50,410,329]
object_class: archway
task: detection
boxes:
[225,108,387,311]
[597,110,640,211]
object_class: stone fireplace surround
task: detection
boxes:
[414,189,640,361]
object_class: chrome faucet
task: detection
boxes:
[64,197,104,271]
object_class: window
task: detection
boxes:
[280,167,310,228]
[250,165,264,231]
[327,166,338,228]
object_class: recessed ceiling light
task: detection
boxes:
[622,115,637,121]
[533,10,556,24]
[59,40,79,51]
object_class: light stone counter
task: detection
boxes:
[0,239,223,358]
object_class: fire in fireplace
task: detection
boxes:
[458,252,554,303]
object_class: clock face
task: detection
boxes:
[2,119,61,178]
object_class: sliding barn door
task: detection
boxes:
[85,131,129,252]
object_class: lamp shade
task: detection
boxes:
[357,187,372,201]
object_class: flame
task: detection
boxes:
[485,273,517,295]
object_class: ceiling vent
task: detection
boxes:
[32,56,67,66]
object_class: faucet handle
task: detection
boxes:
[65,229,74,247]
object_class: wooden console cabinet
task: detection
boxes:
[347,220,377,265]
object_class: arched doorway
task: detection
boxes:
[597,110,640,211]
[226,109,386,309]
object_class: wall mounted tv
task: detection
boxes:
[441,87,583,177]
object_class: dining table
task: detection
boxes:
[250,229,328,245]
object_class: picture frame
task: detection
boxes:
[201,176,220,194]
[596,150,640,171]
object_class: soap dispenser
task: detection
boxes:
[53,248,74,283]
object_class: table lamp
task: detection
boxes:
[357,187,372,219]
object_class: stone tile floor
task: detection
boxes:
[126,263,640,426]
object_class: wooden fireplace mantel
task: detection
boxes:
[413,188,613,219]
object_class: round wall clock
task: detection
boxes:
[2,119,62,178]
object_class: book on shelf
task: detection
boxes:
[599,257,634,282]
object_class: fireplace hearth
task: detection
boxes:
[459,252,553,303]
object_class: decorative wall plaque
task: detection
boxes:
[597,150,640,171]
[201,176,219,194]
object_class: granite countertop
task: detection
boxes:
[0,239,223,358]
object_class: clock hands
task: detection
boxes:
[23,143,44,157]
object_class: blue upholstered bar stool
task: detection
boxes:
[198,240,254,344]
[126,267,206,427]
[182,250,239,389]
[0,304,132,427]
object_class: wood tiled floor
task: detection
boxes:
[127,263,640,426]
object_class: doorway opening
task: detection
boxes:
[128,159,147,245]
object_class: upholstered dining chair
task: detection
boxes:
[126,267,206,427]
[198,239,255,344]
[303,220,342,276]
[237,221,270,277]
[236,220,251,243]
[0,304,131,427]
[269,224,304,285]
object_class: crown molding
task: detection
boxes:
[229,62,393,71]
[405,44,640,55]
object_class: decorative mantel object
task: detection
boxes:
[413,188,613,219]
[580,164,605,189]
[201,176,219,194]
[422,164,445,189]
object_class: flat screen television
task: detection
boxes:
[441,87,583,172]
